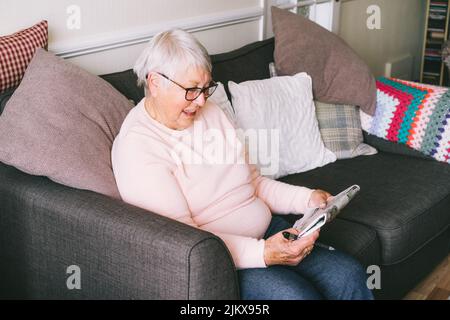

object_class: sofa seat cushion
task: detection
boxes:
[278,151,450,265]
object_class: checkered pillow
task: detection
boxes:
[315,101,378,159]
[0,20,48,92]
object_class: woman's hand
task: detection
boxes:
[263,228,320,266]
[308,189,332,208]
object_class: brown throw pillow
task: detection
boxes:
[271,6,377,116]
[0,49,133,199]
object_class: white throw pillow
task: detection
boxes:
[228,73,336,179]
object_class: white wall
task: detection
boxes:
[0,0,262,74]
[2,0,423,79]
[338,0,427,80]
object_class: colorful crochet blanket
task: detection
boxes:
[360,77,450,164]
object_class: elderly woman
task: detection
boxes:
[112,29,373,300]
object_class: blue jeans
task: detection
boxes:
[237,216,374,300]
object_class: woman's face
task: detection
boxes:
[148,66,211,131]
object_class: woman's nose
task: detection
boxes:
[194,92,207,106]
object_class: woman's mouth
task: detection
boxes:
[183,109,196,117]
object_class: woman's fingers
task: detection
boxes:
[311,189,333,208]
[303,230,320,242]
[318,191,329,207]
[289,232,318,252]
[303,245,314,257]
[265,229,320,266]
[283,228,300,236]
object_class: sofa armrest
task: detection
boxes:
[0,163,239,299]
[363,131,434,161]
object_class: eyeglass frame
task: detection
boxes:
[154,72,218,101]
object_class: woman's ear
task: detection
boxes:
[146,72,160,97]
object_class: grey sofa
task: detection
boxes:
[1,38,449,300]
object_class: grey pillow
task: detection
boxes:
[315,101,377,159]
[271,6,377,116]
[0,49,133,199]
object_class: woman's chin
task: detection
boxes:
[176,116,195,130]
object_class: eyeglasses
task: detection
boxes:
[157,72,218,101]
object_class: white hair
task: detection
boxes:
[133,29,212,92]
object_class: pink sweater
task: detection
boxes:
[111,99,314,269]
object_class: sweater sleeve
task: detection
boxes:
[249,164,315,215]
[211,232,267,269]
[112,133,267,269]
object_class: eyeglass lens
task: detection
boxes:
[186,85,217,101]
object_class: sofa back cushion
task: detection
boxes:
[0,86,16,115]
[97,38,275,105]
[211,38,275,100]
[0,49,133,199]
[100,69,144,105]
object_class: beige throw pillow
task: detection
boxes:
[0,49,133,199]
[271,6,377,116]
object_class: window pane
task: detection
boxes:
[297,3,309,18]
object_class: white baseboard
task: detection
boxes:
[384,54,414,80]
